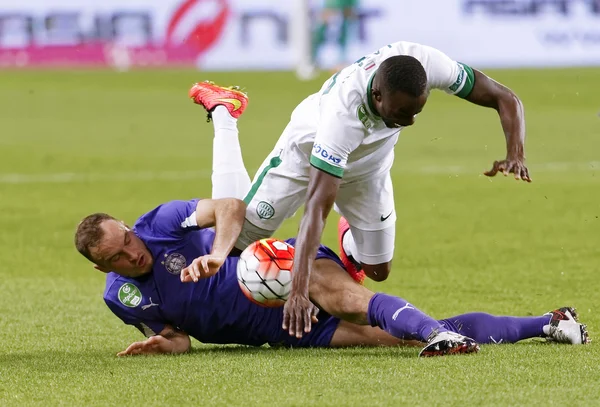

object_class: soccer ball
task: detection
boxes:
[237,238,294,307]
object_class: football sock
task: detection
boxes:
[367,293,448,342]
[210,106,251,200]
[439,313,550,344]
[342,229,357,259]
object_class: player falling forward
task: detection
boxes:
[190,40,532,338]
[73,87,588,358]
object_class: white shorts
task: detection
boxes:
[236,147,396,265]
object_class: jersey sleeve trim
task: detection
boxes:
[453,63,475,99]
[365,72,380,117]
[309,155,344,178]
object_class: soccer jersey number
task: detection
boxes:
[354,44,392,68]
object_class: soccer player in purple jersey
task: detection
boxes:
[73,87,588,357]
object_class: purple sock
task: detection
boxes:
[367,293,447,342]
[439,313,550,344]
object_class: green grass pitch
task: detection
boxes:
[0,68,599,406]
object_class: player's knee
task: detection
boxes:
[363,261,392,282]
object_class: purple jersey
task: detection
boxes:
[103,199,342,347]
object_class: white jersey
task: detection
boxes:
[278,41,475,182]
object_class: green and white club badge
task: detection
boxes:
[118,283,143,308]
[256,201,275,219]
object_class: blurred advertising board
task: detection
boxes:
[0,0,598,69]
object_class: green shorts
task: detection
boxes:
[323,0,358,9]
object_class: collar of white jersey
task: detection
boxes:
[365,71,380,119]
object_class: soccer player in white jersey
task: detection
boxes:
[190,41,531,339]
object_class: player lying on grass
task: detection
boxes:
[189,40,532,339]
[74,199,588,358]
[73,110,588,358]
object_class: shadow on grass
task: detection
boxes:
[0,345,423,369]
[0,339,566,371]
[186,344,420,359]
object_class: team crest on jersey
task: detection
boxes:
[256,201,275,219]
[357,104,375,130]
[162,252,187,275]
[118,283,143,308]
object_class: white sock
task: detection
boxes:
[342,229,358,259]
[542,325,551,336]
[542,313,553,336]
[210,106,251,200]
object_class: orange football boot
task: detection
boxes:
[338,217,366,284]
[189,81,248,121]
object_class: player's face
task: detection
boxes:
[375,89,427,128]
[90,219,154,277]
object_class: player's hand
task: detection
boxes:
[181,255,226,283]
[484,157,532,182]
[117,335,173,356]
[282,291,319,339]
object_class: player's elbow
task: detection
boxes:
[226,197,246,211]
[231,198,247,217]
[221,198,247,221]
[497,88,523,115]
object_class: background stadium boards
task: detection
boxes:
[0,69,598,406]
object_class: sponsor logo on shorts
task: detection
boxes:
[118,283,143,308]
[256,201,275,219]
[312,144,342,165]
[380,210,393,222]
[161,252,187,275]
[449,63,466,92]
[357,104,375,129]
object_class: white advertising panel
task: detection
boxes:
[0,0,598,69]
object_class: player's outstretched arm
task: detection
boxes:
[283,167,342,338]
[466,69,531,182]
[117,326,191,356]
[181,198,246,282]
